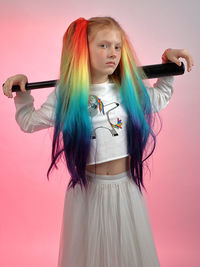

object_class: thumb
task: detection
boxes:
[174,58,182,66]
[20,81,27,92]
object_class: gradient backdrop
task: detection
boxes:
[0,0,199,266]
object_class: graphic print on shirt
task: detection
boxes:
[88,95,122,139]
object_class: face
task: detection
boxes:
[88,27,122,84]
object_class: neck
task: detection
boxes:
[90,73,109,84]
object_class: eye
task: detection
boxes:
[115,46,121,50]
[100,44,106,48]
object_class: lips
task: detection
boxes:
[106,62,115,65]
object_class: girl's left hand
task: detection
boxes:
[165,49,194,72]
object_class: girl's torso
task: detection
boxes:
[86,155,130,175]
[87,81,129,169]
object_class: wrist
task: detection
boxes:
[162,48,172,63]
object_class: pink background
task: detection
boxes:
[0,1,199,266]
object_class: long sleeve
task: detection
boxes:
[146,76,174,113]
[14,86,58,133]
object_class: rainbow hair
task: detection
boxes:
[47,17,160,195]
[119,37,157,193]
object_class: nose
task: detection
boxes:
[108,46,117,58]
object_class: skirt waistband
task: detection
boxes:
[85,169,132,184]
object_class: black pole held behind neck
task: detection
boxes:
[5,62,185,92]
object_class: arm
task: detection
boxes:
[146,76,174,113]
[146,47,195,113]
[14,86,58,133]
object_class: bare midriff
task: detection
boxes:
[86,155,130,175]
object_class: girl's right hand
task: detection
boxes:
[2,74,28,99]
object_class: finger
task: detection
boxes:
[184,55,191,71]
[2,82,6,91]
[2,84,8,96]
[190,56,194,67]
[186,55,194,72]
[7,79,14,98]
[2,82,7,94]
[19,81,27,93]
[2,84,12,98]
[172,57,182,66]
[183,53,195,71]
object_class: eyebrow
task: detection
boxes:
[99,40,122,45]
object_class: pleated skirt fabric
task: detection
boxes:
[57,169,160,267]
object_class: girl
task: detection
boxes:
[2,16,194,267]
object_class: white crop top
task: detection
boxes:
[14,76,174,165]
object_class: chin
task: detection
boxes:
[106,69,115,75]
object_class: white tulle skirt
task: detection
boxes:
[57,169,160,267]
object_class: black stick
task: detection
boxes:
[4,62,185,92]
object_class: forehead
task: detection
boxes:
[90,27,122,44]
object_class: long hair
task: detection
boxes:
[47,16,161,195]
